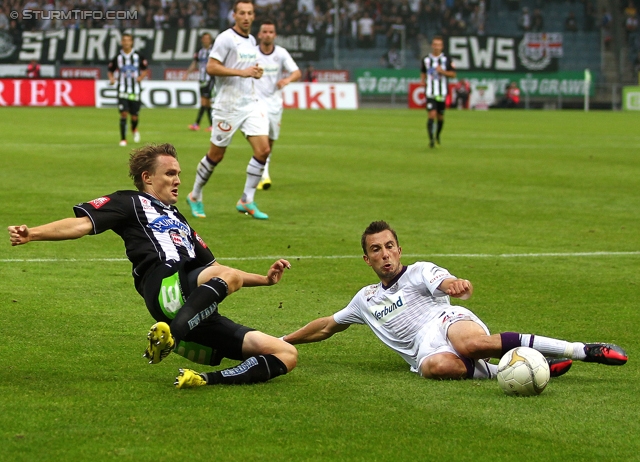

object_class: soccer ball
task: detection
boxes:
[497,347,550,396]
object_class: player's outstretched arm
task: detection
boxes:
[233,259,292,287]
[276,69,302,89]
[283,316,349,345]
[8,217,93,246]
[438,277,473,300]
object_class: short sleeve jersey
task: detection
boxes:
[333,262,454,364]
[108,49,148,100]
[73,191,215,291]
[254,45,299,113]
[421,53,454,99]
[209,28,259,112]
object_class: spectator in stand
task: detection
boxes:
[153,7,167,29]
[531,9,543,32]
[454,79,471,109]
[499,81,520,108]
[189,2,206,28]
[381,46,402,69]
[519,7,531,32]
[0,7,9,31]
[565,12,578,32]
[304,64,318,82]
[601,8,613,48]
[26,59,40,78]
[358,11,375,48]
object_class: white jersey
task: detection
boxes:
[209,28,260,112]
[333,262,456,367]
[255,45,299,113]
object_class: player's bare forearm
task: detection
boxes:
[420,73,426,86]
[206,59,258,78]
[283,316,349,344]
[278,69,302,88]
[8,217,93,246]
[237,259,291,287]
[438,278,473,300]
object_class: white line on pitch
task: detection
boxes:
[2,251,640,263]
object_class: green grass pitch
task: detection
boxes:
[1,107,639,461]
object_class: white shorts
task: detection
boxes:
[210,103,269,148]
[411,307,490,374]
[267,109,283,141]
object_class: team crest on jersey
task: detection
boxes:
[88,197,110,209]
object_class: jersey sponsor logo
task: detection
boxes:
[364,284,378,301]
[147,215,194,252]
[88,196,110,209]
[368,292,407,323]
[194,232,208,248]
[237,51,258,62]
[429,273,447,284]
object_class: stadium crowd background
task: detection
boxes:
[1,0,639,80]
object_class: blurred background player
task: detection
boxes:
[26,59,40,78]
[498,81,521,108]
[108,33,149,147]
[186,0,271,220]
[420,36,456,148]
[254,20,302,191]
[454,79,471,109]
[185,32,215,132]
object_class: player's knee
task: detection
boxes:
[421,355,466,380]
[277,342,298,372]
[455,336,488,359]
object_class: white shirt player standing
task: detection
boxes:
[254,21,302,191]
[186,0,272,220]
[282,221,628,381]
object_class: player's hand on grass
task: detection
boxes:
[266,259,291,285]
[8,225,30,246]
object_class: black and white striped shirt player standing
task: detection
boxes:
[186,32,215,131]
[108,33,149,147]
[420,36,456,148]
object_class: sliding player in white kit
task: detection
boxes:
[282,221,628,381]
[186,0,271,220]
[254,20,302,191]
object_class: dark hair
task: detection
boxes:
[260,19,276,29]
[361,221,399,255]
[234,0,254,12]
[201,32,212,40]
[129,143,178,191]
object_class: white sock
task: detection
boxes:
[241,157,265,203]
[521,334,584,359]
[191,155,216,202]
[473,360,497,379]
[262,154,271,179]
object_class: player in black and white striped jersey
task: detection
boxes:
[420,36,456,148]
[108,33,149,147]
[186,33,215,132]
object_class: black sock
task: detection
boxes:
[427,119,434,140]
[131,118,138,132]
[196,106,206,124]
[436,119,444,139]
[204,354,288,385]
[170,277,228,343]
[119,118,126,140]
[206,107,212,126]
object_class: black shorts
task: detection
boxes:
[199,79,215,99]
[118,98,141,116]
[142,261,254,366]
[426,98,446,115]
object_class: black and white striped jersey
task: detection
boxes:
[74,191,215,292]
[194,46,213,83]
[108,49,148,100]
[421,53,454,99]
